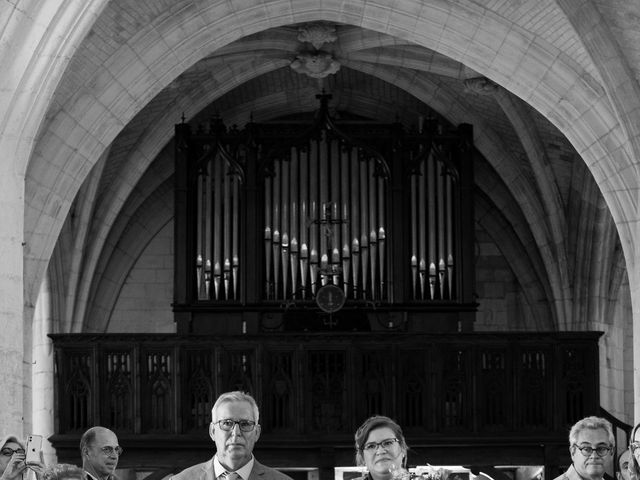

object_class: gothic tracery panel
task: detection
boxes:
[142,350,173,432]
[479,349,509,430]
[105,350,133,432]
[398,349,430,430]
[184,349,215,431]
[308,350,346,433]
[519,348,551,429]
[63,351,92,432]
[264,349,296,431]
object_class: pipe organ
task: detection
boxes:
[174,94,476,332]
[264,140,388,302]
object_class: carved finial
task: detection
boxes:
[297,24,338,50]
[464,77,499,95]
[290,51,340,78]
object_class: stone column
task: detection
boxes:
[0,165,25,436]
[33,276,56,464]
[633,247,640,424]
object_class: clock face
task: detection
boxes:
[316,284,346,313]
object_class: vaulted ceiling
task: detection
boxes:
[19,0,640,332]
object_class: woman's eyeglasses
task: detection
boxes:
[0,448,25,457]
[362,438,400,452]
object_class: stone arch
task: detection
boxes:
[22,0,638,318]
[88,75,563,328]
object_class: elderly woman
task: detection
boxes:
[0,435,46,480]
[628,422,640,480]
[42,464,84,480]
[0,435,27,480]
[354,416,410,480]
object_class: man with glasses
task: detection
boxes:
[171,391,292,480]
[553,416,615,480]
[617,450,631,480]
[80,427,122,480]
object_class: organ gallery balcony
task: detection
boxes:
[49,331,601,479]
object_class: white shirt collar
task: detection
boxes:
[213,454,254,480]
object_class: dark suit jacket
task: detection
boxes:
[170,458,294,480]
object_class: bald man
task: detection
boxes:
[80,427,122,480]
[618,450,632,480]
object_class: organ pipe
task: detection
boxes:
[213,158,222,299]
[232,174,239,301]
[290,147,299,298]
[359,157,369,300]
[350,147,360,298]
[281,160,290,298]
[418,160,426,300]
[341,149,350,296]
[197,174,204,297]
[264,179,272,298]
[223,160,231,300]
[205,161,213,299]
[272,161,281,299]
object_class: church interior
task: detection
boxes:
[2,1,640,480]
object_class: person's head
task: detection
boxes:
[354,416,408,480]
[43,464,85,480]
[568,416,614,480]
[617,450,631,480]
[80,427,121,480]
[0,435,25,477]
[209,391,262,471]
[629,422,640,475]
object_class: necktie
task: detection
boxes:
[223,472,240,480]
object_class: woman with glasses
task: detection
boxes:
[0,435,27,480]
[0,435,46,480]
[354,416,410,480]
[628,423,640,480]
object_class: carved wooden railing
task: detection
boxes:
[49,332,601,478]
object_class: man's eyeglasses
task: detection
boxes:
[630,442,640,452]
[0,448,25,457]
[362,438,400,452]
[215,419,257,432]
[100,446,123,457]
[572,444,611,457]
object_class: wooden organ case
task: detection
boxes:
[173,94,476,333]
